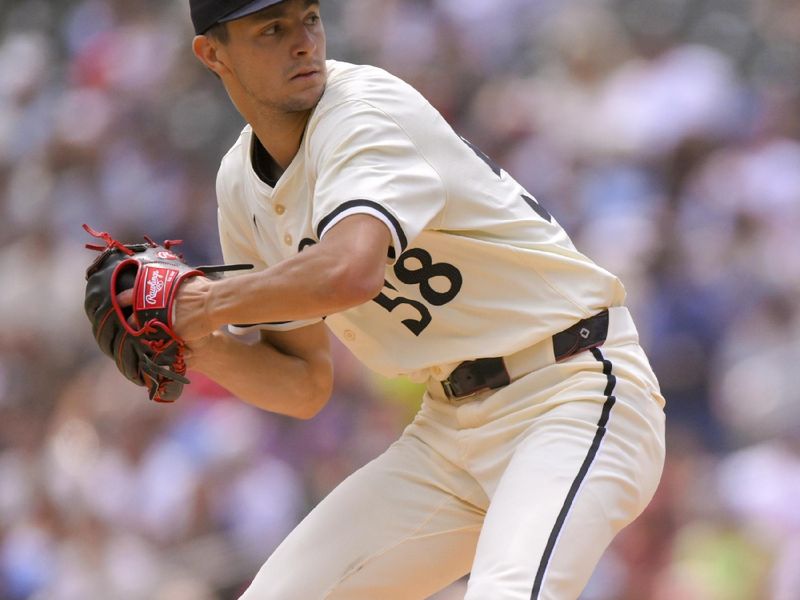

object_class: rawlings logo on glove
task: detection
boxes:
[83,224,251,403]
[140,266,173,309]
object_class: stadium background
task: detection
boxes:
[1,0,799,598]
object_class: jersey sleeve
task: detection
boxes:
[308,100,446,261]
[216,166,321,335]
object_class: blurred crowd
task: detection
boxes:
[1,0,799,598]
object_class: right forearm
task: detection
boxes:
[187,331,331,419]
[174,215,391,344]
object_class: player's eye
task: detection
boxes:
[305,13,320,26]
[260,22,280,36]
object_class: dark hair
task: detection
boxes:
[205,22,230,44]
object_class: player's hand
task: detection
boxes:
[117,285,216,366]
[113,276,218,345]
[171,275,217,343]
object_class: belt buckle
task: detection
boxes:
[440,357,510,402]
[441,378,477,403]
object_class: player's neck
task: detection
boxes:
[249,109,311,171]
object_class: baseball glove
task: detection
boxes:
[83,224,250,403]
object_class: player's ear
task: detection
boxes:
[192,35,228,78]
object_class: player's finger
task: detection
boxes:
[114,289,139,328]
[117,288,134,307]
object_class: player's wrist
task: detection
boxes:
[197,276,218,334]
[203,273,248,333]
[202,276,229,333]
[172,276,218,341]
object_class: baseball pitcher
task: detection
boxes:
[84,0,666,597]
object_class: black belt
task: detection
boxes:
[441,310,610,400]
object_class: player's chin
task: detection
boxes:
[283,83,326,113]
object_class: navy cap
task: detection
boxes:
[191,0,286,35]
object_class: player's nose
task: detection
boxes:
[291,24,317,57]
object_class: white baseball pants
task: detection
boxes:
[239,307,666,599]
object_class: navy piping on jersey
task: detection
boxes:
[529,347,617,599]
[316,200,407,259]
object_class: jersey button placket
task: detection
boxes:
[283,233,293,246]
[274,204,286,215]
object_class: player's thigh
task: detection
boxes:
[466,347,665,600]
[239,433,486,600]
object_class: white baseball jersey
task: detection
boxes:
[216,60,626,379]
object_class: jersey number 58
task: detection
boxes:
[373,248,462,336]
